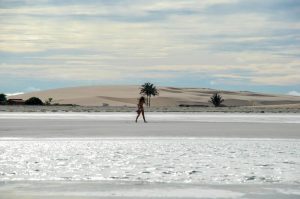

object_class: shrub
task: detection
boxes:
[209,93,224,107]
[0,93,7,105]
[25,97,44,105]
[45,97,53,105]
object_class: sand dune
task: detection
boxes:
[9,85,300,107]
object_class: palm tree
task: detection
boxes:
[140,82,159,107]
[209,92,224,107]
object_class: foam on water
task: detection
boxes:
[0,138,299,184]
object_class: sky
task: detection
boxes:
[0,0,300,95]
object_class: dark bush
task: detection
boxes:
[0,93,7,105]
[209,93,224,107]
[25,97,44,105]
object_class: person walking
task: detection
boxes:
[135,96,147,123]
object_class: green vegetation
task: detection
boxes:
[45,97,53,105]
[209,93,224,107]
[25,97,44,105]
[0,93,7,105]
[140,82,159,107]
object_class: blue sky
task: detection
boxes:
[0,0,299,95]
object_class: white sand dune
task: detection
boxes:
[9,85,300,107]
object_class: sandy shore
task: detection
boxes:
[0,181,299,199]
[1,113,299,199]
[1,105,300,113]
[0,113,300,138]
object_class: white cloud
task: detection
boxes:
[0,0,299,87]
[251,75,300,86]
[0,16,173,57]
[209,80,216,85]
[5,92,24,96]
[25,87,40,92]
[287,91,300,96]
[0,1,237,16]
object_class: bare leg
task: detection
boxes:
[141,110,147,123]
[135,112,140,122]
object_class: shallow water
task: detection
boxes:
[0,138,299,184]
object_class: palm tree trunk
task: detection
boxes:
[147,95,149,107]
[149,96,151,107]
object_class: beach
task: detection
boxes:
[2,0,300,197]
[0,113,299,199]
[1,104,300,113]
[1,181,300,199]
[0,112,300,138]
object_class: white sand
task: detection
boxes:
[1,113,299,199]
[1,112,300,123]
[0,113,299,138]
[0,181,299,199]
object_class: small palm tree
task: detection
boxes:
[209,92,224,107]
[45,97,53,105]
[140,82,159,107]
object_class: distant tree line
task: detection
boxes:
[0,93,53,106]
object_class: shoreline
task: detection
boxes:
[0,181,299,199]
[1,105,300,113]
[1,112,300,122]
[1,113,299,199]
[1,113,299,139]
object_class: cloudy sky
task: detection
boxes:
[0,0,299,95]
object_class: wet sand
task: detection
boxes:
[1,105,300,113]
[0,181,300,199]
[0,113,300,138]
[0,113,299,199]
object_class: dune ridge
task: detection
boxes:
[9,85,300,107]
